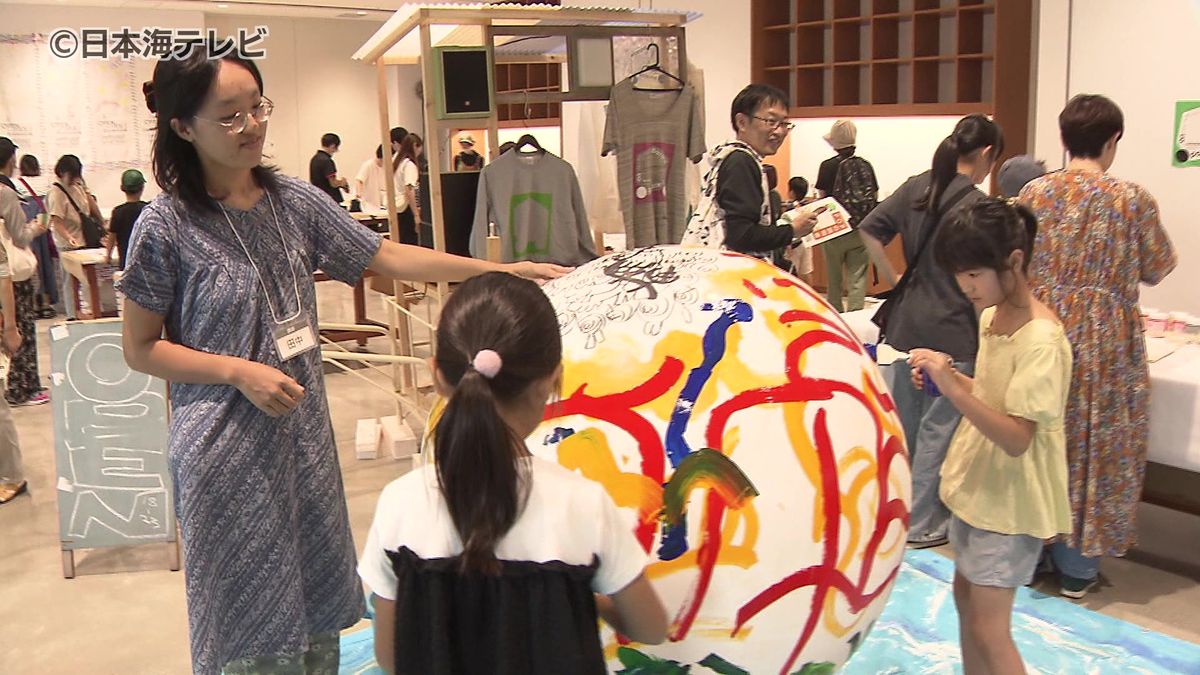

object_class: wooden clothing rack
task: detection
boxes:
[352,3,696,421]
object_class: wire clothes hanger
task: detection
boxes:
[630,42,683,91]
[515,133,544,154]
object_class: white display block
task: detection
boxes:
[381,415,417,459]
[355,418,381,460]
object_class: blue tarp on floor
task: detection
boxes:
[339,549,1200,674]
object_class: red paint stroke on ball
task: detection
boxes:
[779,309,860,350]
[772,276,878,355]
[771,275,827,306]
[742,279,767,299]
[728,419,908,673]
[544,356,686,550]
[681,314,905,671]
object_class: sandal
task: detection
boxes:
[0,480,28,504]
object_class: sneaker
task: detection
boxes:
[37,308,57,320]
[907,535,949,550]
[1059,574,1098,599]
[1035,552,1055,577]
[14,392,49,407]
[1026,551,1055,587]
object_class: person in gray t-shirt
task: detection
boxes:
[858,113,1003,550]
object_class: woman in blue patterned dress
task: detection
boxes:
[119,52,567,675]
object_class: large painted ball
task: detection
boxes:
[533,246,910,674]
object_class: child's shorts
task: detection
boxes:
[950,516,1042,588]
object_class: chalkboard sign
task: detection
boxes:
[49,318,176,577]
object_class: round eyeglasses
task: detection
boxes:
[196,98,274,135]
[754,115,795,133]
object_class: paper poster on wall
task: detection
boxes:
[0,33,150,177]
[1172,101,1200,167]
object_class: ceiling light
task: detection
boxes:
[355,10,367,15]
[217,3,229,7]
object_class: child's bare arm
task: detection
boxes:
[372,595,397,674]
[909,348,1035,457]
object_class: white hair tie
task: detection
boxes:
[471,349,502,379]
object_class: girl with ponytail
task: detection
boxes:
[857,113,1003,549]
[360,272,667,674]
[909,199,1072,674]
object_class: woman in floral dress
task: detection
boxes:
[1019,94,1176,598]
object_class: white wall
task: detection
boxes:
[392,63,425,143]
[787,116,962,198]
[1034,0,1200,314]
[0,6,204,211]
[672,0,753,146]
[0,6,405,209]
[1030,0,1070,168]
[204,15,414,184]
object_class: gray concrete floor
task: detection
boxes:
[1,282,1198,673]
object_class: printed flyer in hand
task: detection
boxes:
[793,197,855,248]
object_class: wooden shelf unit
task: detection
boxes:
[493,62,562,124]
[751,0,1022,120]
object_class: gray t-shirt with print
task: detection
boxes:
[602,80,706,248]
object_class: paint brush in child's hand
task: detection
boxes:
[865,343,942,397]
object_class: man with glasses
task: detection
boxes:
[683,84,817,256]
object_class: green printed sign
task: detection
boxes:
[1172,100,1200,167]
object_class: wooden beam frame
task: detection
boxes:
[354,4,695,408]
[357,5,690,65]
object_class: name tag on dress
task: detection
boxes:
[273,312,317,361]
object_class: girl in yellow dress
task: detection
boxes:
[909,199,1073,675]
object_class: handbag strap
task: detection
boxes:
[888,181,977,300]
[18,178,45,213]
[54,182,89,218]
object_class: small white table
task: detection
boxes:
[839,304,1200,512]
[58,248,117,319]
[839,305,881,346]
[1143,341,1200,514]
[1146,341,1200,473]
[841,309,1200,475]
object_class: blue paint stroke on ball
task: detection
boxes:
[659,299,754,561]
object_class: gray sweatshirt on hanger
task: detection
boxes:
[470,150,597,266]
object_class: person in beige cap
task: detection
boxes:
[454,133,484,172]
[815,119,877,312]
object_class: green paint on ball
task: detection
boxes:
[697,652,750,675]
[791,662,837,675]
[615,646,691,674]
[661,448,759,527]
